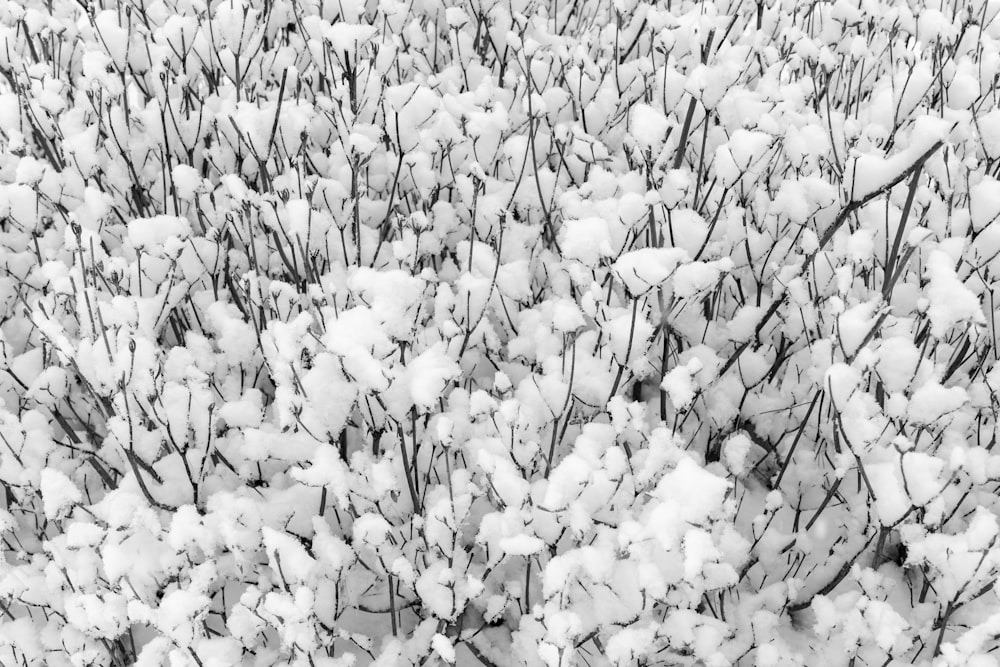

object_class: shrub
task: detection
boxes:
[1,0,1000,665]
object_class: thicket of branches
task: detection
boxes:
[1,0,1000,665]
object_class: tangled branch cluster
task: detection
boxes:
[1,0,1000,665]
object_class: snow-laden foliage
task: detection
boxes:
[1,0,1000,664]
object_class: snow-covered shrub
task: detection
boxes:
[2,0,1000,664]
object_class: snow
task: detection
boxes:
[605,306,654,365]
[3,1,1000,665]
[39,467,81,519]
[385,342,460,417]
[499,534,545,556]
[836,302,879,357]
[924,248,985,337]
[847,116,951,201]
[551,298,587,332]
[263,526,317,585]
[127,215,193,249]
[654,457,730,526]
[714,130,774,187]
[630,104,671,151]
[866,460,911,525]
[94,10,129,70]
[660,361,699,409]
[875,337,920,392]
[24,365,69,406]
[606,624,657,665]
[64,592,128,639]
[348,124,382,156]
[560,217,617,266]
[980,108,1000,158]
[171,165,202,201]
[901,451,946,506]
[431,634,456,663]
[323,21,376,54]
[155,588,212,645]
[726,304,767,342]
[908,382,968,425]
[612,248,689,295]
[970,177,1000,230]
[444,8,469,29]
[965,508,1000,552]
[312,519,356,574]
[723,432,752,476]
[218,389,265,428]
[353,513,392,547]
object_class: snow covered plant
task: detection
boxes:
[4,0,1000,665]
